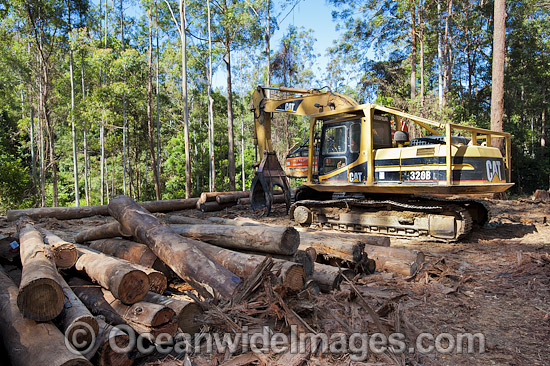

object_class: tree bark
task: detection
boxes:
[69,277,177,339]
[143,292,203,334]
[75,244,150,304]
[0,266,91,366]
[108,195,240,299]
[490,0,506,152]
[16,219,65,321]
[170,224,299,256]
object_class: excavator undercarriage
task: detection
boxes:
[290,195,490,241]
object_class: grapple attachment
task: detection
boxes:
[250,152,291,216]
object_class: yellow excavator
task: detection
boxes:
[250,86,513,241]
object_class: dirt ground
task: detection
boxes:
[0,198,549,365]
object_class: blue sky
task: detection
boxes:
[213,0,342,88]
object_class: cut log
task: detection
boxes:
[170,224,299,256]
[75,221,129,243]
[0,231,79,269]
[165,215,210,225]
[69,278,177,340]
[7,198,199,222]
[88,238,172,278]
[86,240,167,293]
[298,232,365,263]
[237,194,285,205]
[197,201,234,212]
[198,190,249,204]
[143,292,203,334]
[295,228,391,247]
[0,265,92,366]
[75,244,150,304]
[216,191,250,204]
[39,229,79,269]
[140,197,199,212]
[312,264,353,292]
[85,318,133,366]
[190,240,305,291]
[16,218,65,321]
[8,205,110,222]
[362,246,425,276]
[108,195,241,299]
[55,275,100,352]
[88,238,158,268]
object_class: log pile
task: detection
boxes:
[0,193,427,366]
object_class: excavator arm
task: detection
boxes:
[250,86,358,215]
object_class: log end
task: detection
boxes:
[98,335,133,366]
[281,227,300,256]
[148,272,168,294]
[150,306,178,338]
[17,277,64,321]
[66,315,100,352]
[177,302,204,334]
[282,264,306,291]
[116,270,150,305]
[53,244,78,269]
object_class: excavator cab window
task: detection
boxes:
[322,125,347,154]
[373,115,392,148]
[350,123,361,153]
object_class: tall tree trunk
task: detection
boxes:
[542,80,547,147]
[266,0,271,89]
[442,0,452,107]
[100,122,105,205]
[410,4,417,102]
[81,54,90,206]
[68,3,79,207]
[179,0,191,198]
[437,0,443,108]
[155,2,161,187]
[147,12,161,200]
[225,41,236,191]
[121,0,128,196]
[490,0,506,152]
[38,60,46,207]
[419,0,425,110]
[207,0,215,192]
[30,107,38,200]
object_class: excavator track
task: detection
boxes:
[290,197,485,241]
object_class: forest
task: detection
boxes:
[0,0,548,212]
